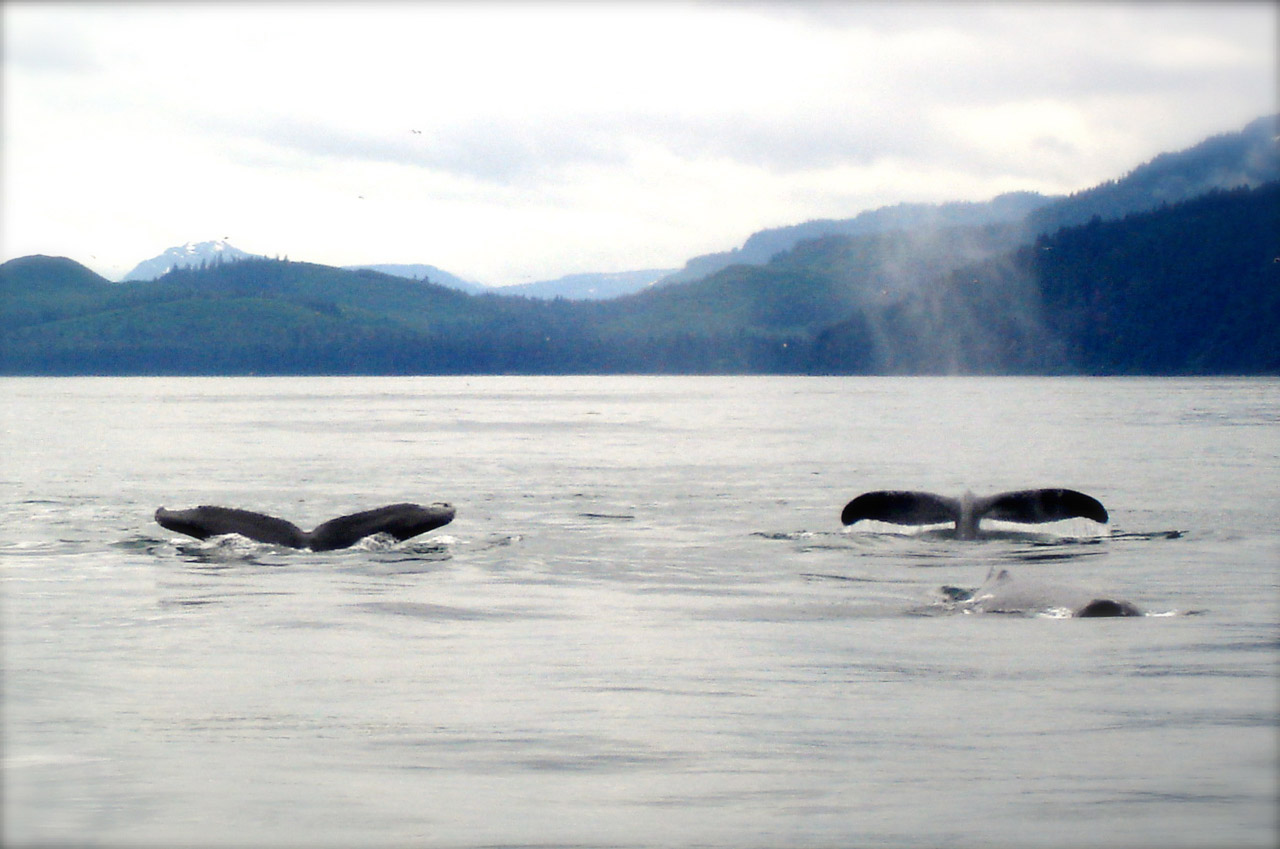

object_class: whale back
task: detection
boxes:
[1076,598,1142,618]
[960,569,1142,617]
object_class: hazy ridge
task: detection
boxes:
[2,116,1276,376]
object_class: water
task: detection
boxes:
[2,376,1277,848]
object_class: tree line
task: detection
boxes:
[2,182,1276,376]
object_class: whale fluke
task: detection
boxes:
[307,503,455,551]
[842,488,1107,539]
[154,506,307,547]
[840,491,959,527]
[982,489,1108,526]
[155,503,455,551]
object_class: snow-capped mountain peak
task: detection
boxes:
[122,239,259,281]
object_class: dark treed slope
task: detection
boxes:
[589,222,1026,372]
[1,254,143,331]
[1034,183,1280,373]
[2,182,1275,375]
[1,258,603,374]
[806,183,1280,374]
[1025,114,1280,235]
[2,254,110,296]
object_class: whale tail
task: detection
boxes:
[840,491,960,527]
[155,503,455,550]
[155,506,307,548]
[307,503,455,551]
[841,488,1107,537]
[977,489,1108,525]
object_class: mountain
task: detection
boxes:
[802,183,1279,375]
[1,257,599,374]
[121,240,260,281]
[347,264,675,300]
[0,254,117,333]
[3,117,1276,376]
[3,182,1274,375]
[661,114,1279,287]
[1025,114,1280,234]
[660,191,1052,286]
[123,244,668,301]
[0,254,111,293]
[341,263,487,295]
[494,269,676,300]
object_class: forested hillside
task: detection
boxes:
[1,258,595,374]
[1025,114,1280,236]
[1034,184,1280,373]
[2,182,1276,376]
[806,183,1280,374]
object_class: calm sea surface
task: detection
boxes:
[2,376,1277,848]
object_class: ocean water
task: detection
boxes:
[2,375,1277,848]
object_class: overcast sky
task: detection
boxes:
[2,1,1275,285]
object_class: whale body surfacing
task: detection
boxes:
[841,489,1107,539]
[155,503,455,551]
[943,569,1141,617]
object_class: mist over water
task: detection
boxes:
[3,376,1277,847]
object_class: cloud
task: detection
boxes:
[1,16,100,75]
[194,3,1275,183]
[205,113,633,185]
[1,1,1275,283]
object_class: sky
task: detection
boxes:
[2,2,1275,286]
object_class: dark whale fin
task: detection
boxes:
[307,503,455,551]
[155,502,455,551]
[980,489,1109,525]
[841,491,959,527]
[155,506,307,548]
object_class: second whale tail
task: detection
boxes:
[841,488,1107,539]
[155,502,455,551]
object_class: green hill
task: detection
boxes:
[0,257,602,374]
[2,183,1276,375]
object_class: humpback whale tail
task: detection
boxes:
[155,503,455,551]
[841,489,1107,539]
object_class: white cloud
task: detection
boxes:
[2,1,1275,284]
